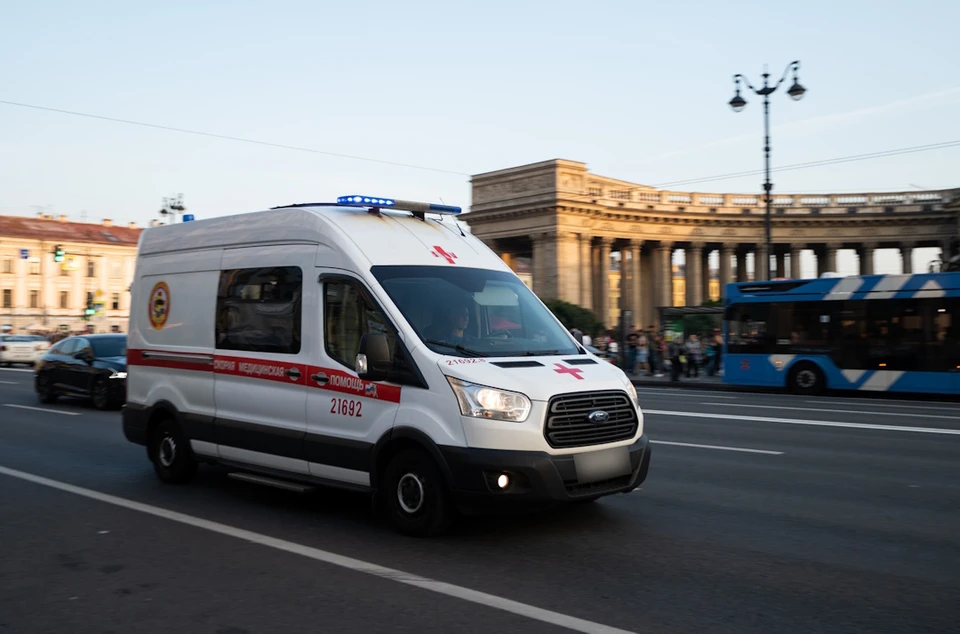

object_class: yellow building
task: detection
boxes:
[604,264,719,329]
[0,214,144,334]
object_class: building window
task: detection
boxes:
[1,259,11,274]
[323,280,398,370]
[60,291,69,309]
[2,289,11,308]
[110,260,123,279]
[216,267,302,354]
[111,293,120,310]
[29,261,40,275]
[87,259,96,278]
[29,290,39,309]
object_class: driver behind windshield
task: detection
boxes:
[426,302,472,345]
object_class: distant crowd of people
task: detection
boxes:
[569,325,724,381]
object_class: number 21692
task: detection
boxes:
[330,398,362,417]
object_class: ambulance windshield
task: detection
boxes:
[372,266,581,358]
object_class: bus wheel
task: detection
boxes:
[788,362,825,395]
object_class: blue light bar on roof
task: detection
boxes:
[337,195,461,215]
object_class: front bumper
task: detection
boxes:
[440,434,650,513]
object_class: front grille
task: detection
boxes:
[545,390,638,449]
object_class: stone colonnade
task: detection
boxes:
[489,236,932,330]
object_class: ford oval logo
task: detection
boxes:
[588,410,610,424]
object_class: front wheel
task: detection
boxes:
[91,378,113,410]
[380,448,454,538]
[788,362,826,395]
[36,373,58,404]
[149,419,197,484]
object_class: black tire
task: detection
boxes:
[149,418,197,484]
[788,362,826,395]
[380,448,455,538]
[91,377,113,410]
[35,373,58,404]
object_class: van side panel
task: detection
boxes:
[127,248,221,452]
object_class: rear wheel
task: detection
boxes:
[149,418,197,484]
[788,362,825,395]
[380,448,454,537]
[36,373,57,404]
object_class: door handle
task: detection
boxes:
[311,372,329,385]
[286,367,302,380]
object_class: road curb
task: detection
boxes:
[630,378,737,391]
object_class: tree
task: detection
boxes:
[544,299,603,337]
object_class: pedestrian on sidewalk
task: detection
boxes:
[668,336,683,382]
[637,332,649,375]
[685,334,702,378]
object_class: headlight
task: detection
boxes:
[446,377,531,422]
[625,380,639,409]
[110,371,127,379]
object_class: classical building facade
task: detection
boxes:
[465,159,960,329]
[0,214,144,333]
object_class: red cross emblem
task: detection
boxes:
[432,245,458,264]
[553,363,584,380]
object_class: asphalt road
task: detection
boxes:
[1,366,958,634]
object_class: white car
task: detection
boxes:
[0,335,45,366]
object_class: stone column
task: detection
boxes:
[701,247,712,303]
[736,248,748,283]
[640,245,656,328]
[719,244,734,299]
[823,243,839,274]
[579,234,592,309]
[859,242,876,276]
[598,237,614,328]
[556,232,581,304]
[775,250,787,279]
[685,243,704,307]
[591,242,602,316]
[900,243,914,274]
[630,240,643,330]
[756,244,770,281]
[789,244,803,279]
[656,242,674,309]
[532,233,546,297]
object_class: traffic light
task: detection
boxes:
[53,245,65,263]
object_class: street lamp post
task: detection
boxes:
[728,61,806,281]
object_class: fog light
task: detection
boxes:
[497,474,510,489]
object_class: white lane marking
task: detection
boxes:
[3,404,81,416]
[0,380,19,385]
[700,402,960,421]
[0,466,636,634]
[0,367,34,373]
[650,440,783,455]
[645,409,960,436]
[805,400,959,413]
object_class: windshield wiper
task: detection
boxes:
[424,339,487,358]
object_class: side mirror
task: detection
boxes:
[357,333,392,382]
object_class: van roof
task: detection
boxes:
[137,205,510,272]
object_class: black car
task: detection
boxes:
[35,334,127,410]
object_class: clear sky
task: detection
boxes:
[2,0,958,276]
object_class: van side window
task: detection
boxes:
[324,281,397,370]
[216,267,302,355]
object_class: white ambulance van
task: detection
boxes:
[124,195,650,536]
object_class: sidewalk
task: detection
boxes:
[626,370,734,389]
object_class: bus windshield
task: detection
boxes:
[371,266,580,358]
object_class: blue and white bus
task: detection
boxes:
[722,272,960,395]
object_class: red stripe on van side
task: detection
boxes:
[127,349,401,403]
[307,365,402,404]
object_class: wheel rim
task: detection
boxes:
[158,434,177,468]
[797,369,817,389]
[397,473,425,515]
